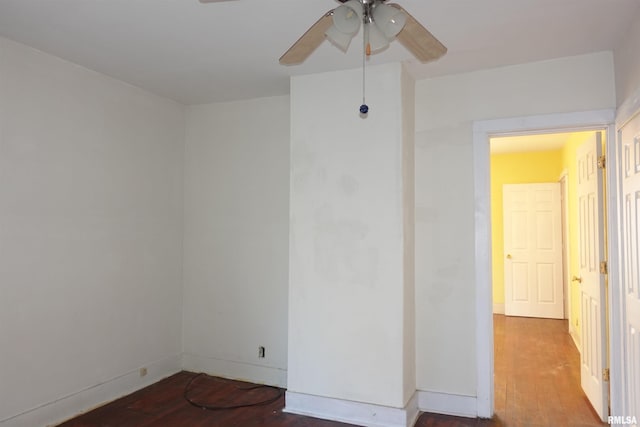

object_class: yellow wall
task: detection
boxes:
[490,149,564,306]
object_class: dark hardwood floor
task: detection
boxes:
[58,315,606,427]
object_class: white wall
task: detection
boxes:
[287,63,413,411]
[0,37,185,426]
[614,11,640,106]
[414,52,616,397]
[182,96,290,387]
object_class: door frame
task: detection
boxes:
[472,109,621,418]
[559,172,572,324]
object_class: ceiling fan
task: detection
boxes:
[199,0,447,66]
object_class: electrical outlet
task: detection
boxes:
[139,367,148,377]
[258,346,265,358]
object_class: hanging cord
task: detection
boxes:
[362,23,366,106]
[183,373,284,411]
[359,21,369,115]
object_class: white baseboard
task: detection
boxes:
[1,354,181,427]
[181,353,287,388]
[284,391,420,427]
[417,390,478,418]
[493,304,505,314]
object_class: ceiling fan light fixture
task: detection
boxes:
[278,0,447,67]
[365,21,390,53]
[372,3,407,39]
[332,0,362,34]
[325,24,354,52]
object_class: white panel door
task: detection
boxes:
[577,132,608,421]
[503,183,564,319]
[620,112,640,424]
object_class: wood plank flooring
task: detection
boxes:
[58,315,606,427]
[492,315,606,427]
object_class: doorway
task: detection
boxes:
[471,109,620,420]
[489,130,608,422]
[489,136,570,320]
[489,132,599,331]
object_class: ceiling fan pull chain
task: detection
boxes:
[360,22,369,116]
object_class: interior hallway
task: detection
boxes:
[493,314,606,427]
[57,316,607,427]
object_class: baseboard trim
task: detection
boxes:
[417,390,478,418]
[284,391,420,427]
[181,353,287,388]
[1,354,181,427]
[493,303,505,314]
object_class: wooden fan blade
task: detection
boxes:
[389,4,447,63]
[279,10,334,65]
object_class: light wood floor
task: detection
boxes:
[492,314,606,427]
[58,315,606,426]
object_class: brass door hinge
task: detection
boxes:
[597,155,606,169]
[603,368,610,382]
[600,261,608,275]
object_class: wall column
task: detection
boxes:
[286,63,416,427]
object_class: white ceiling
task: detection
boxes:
[490,132,575,154]
[0,0,638,105]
